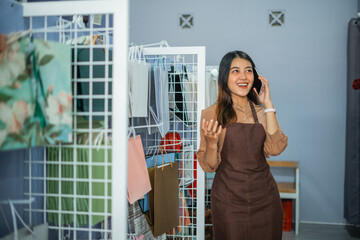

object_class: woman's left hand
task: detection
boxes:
[253,75,273,108]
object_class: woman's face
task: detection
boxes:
[227,57,254,99]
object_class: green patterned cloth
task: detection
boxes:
[0,34,72,151]
[47,146,112,227]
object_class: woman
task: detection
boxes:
[197,50,288,240]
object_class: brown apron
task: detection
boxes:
[211,101,283,240]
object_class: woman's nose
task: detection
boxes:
[238,71,246,79]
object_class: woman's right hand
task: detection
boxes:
[202,118,222,147]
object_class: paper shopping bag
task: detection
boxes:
[145,162,179,237]
[127,135,152,204]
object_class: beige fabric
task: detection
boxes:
[196,101,288,173]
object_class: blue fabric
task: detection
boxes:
[138,195,149,213]
[145,152,175,168]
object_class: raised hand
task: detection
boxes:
[201,118,222,146]
[253,75,273,108]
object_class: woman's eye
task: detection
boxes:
[246,69,253,73]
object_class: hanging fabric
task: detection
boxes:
[76,46,113,120]
[159,132,183,153]
[145,64,160,135]
[145,57,170,137]
[344,17,360,225]
[0,33,72,151]
[205,66,219,107]
[168,65,189,126]
[182,67,197,126]
[130,55,170,137]
[47,127,112,227]
[47,147,90,226]
[158,62,170,137]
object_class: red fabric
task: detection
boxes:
[352,78,360,90]
[160,132,183,153]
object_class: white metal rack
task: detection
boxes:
[133,46,206,239]
[22,1,129,239]
[21,2,207,240]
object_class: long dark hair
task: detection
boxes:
[216,50,260,127]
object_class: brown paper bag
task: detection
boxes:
[145,162,179,237]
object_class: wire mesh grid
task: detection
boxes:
[23,14,115,240]
[127,51,202,239]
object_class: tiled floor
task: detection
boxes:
[282,223,360,240]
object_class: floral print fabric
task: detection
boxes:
[0,33,72,151]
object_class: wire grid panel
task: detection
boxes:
[138,47,206,240]
[22,2,129,240]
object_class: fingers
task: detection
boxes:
[207,119,215,133]
[216,125,222,135]
[201,118,206,131]
[202,119,222,137]
[212,120,218,133]
[258,75,269,88]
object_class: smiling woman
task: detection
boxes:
[197,50,288,240]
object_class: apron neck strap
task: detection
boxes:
[249,101,259,123]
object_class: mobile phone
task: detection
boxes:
[253,67,262,94]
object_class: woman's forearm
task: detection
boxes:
[204,145,219,170]
[264,102,279,135]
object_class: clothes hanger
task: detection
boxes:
[0,197,36,240]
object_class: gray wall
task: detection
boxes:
[130,0,357,224]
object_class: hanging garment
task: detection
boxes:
[47,145,112,227]
[0,34,72,151]
[182,68,197,126]
[128,59,150,117]
[159,64,170,137]
[160,132,183,153]
[344,18,360,225]
[131,60,170,137]
[168,66,189,126]
[146,64,170,137]
[47,147,90,226]
[205,66,218,108]
[145,65,159,135]
[211,101,283,240]
[76,48,113,120]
